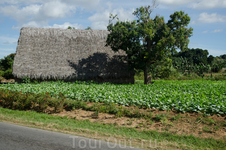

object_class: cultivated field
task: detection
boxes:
[1,80,225,115]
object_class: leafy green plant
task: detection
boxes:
[221,121,226,127]
[22,77,31,83]
[155,113,168,122]
[202,126,212,133]
[202,118,215,125]
[170,114,182,121]
[0,88,65,113]
[0,80,226,115]
[115,111,123,118]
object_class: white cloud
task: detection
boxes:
[211,29,223,33]
[202,29,224,33]
[3,42,10,44]
[88,7,135,29]
[156,0,226,9]
[0,0,39,4]
[44,22,83,29]
[12,21,47,29]
[12,21,83,30]
[157,0,196,6]
[22,21,40,28]
[0,4,41,23]
[63,0,100,9]
[193,13,226,24]
[190,0,226,9]
[0,0,102,29]
[0,0,100,9]
[0,0,78,29]
[0,1,76,23]
[0,36,17,45]
[0,48,16,52]
[0,48,16,59]
[38,1,75,20]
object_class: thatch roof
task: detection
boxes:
[13,27,134,83]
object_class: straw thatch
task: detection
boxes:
[13,27,134,83]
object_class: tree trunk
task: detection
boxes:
[144,68,149,84]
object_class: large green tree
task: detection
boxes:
[106,5,193,84]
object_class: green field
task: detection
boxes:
[0,80,225,115]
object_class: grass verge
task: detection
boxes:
[0,107,225,150]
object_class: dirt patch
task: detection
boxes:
[0,79,15,84]
[51,107,226,141]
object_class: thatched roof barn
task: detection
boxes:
[13,27,134,83]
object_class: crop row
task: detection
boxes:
[0,80,225,115]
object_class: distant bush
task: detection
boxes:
[0,53,16,79]
[211,57,226,73]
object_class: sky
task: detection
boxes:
[0,0,226,59]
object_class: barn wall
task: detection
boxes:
[13,27,134,84]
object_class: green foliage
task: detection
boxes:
[170,114,182,121]
[194,63,210,77]
[1,80,226,115]
[172,48,209,66]
[22,77,31,84]
[0,89,66,112]
[106,5,193,84]
[209,74,226,81]
[155,113,168,121]
[207,55,214,65]
[150,57,173,79]
[134,71,144,80]
[220,54,226,60]
[167,11,193,52]
[172,50,211,77]
[211,57,226,73]
[0,53,15,79]
[171,48,225,74]
[172,57,192,74]
[85,26,92,30]
[67,26,75,29]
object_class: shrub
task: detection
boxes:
[0,53,16,79]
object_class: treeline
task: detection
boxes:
[148,48,226,79]
[172,48,226,74]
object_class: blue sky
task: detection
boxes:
[0,0,225,59]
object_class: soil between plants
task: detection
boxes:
[51,106,226,141]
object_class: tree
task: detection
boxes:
[207,55,214,65]
[106,4,193,84]
[211,57,226,73]
[167,11,193,53]
[173,48,209,66]
[0,53,16,79]
[67,26,75,29]
[85,26,92,30]
[150,57,172,79]
[220,54,226,60]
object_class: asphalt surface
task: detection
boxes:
[0,122,143,150]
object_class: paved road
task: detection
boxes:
[0,122,143,150]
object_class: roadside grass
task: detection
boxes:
[0,107,225,150]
